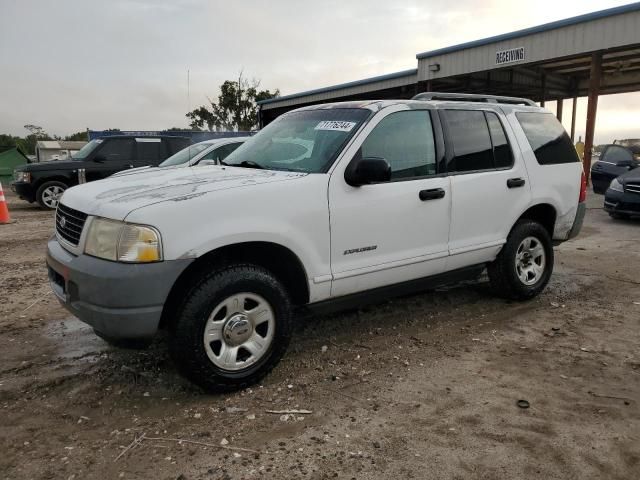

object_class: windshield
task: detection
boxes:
[72,139,102,160]
[224,108,370,173]
[159,143,212,167]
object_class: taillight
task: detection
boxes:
[579,171,587,203]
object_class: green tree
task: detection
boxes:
[163,127,195,132]
[24,124,49,139]
[0,134,19,148]
[187,73,279,131]
[64,131,88,141]
[21,124,52,154]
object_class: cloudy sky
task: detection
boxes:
[0,0,638,143]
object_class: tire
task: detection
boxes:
[488,220,554,301]
[36,180,67,209]
[168,264,293,393]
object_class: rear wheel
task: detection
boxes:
[488,220,554,300]
[169,264,293,393]
[36,181,67,209]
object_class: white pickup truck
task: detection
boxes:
[47,93,586,392]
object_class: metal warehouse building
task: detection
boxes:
[258,2,640,179]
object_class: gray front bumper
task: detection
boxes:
[46,237,192,340]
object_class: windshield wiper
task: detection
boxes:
[232,160,264,170]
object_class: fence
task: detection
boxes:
[87,130,254,143]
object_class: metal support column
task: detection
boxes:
[570,96,577,142]
[584,53,602,183]
[556,98,563,122]
[540,74,546,107]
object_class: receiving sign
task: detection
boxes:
[495,47,525,65]
[315,121,356,132]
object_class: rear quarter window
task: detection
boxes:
[166,137,191,155]
[516,112,579,165]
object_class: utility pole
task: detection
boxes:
[237,70,243,132]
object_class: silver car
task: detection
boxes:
[159,137,250,167]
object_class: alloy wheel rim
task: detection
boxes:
[515,236,546,285]
[42,186,64,208]
[203,292,275,371]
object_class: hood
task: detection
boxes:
[618,166,640,183]
[18,159,83,171]
[60,165,308,220]
[111,165,155,177]
[110,164,189,178]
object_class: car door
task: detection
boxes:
[135,138,165,166]
[85,137,136,181]
[591,145,637,193]
[328,107,451,298]
[443,108,531,270]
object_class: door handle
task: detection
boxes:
[507,178,526,188]
[419,188,445,201]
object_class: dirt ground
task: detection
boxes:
[0,188,638,480]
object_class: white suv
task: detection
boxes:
[47,93,586,392]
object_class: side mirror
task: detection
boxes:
[344,156,391,187]
[93,155,106,163]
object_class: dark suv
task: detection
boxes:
[11,135,190,209]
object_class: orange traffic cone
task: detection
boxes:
[0,181,11,224]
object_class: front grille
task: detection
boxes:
[56,203,88,246]
[625,182,640,195]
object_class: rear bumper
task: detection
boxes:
[553,202,586,242]
[567,201,586,239]
[10,181,35,202]
[46,236,192,339]
[604,189,640,216]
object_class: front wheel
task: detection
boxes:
[36,181,67,209]
[169,264,293,393]
[488,220,554,300]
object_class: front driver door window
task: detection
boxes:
[87,138,135,181]
[360,110,436,179]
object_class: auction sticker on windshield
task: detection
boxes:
[314,121,356,132]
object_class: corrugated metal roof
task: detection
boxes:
[416,2,640,59]
[36,141,60,149]
[257,68,418,106]
[36,140,87,150]
[58,141,87,149]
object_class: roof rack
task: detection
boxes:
[412,92,537,106]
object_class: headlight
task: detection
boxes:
[84,218,162,263]
[609,178,624,193]
[14,171,31,182]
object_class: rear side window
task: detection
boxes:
[136,139,164,164]
[485,112,513,168]
[96,138,134,161]
[360,110,436,180]
[444,110,494,172]
[600,145,634,164]
[166,137,191,155]
[516,112,579,165]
